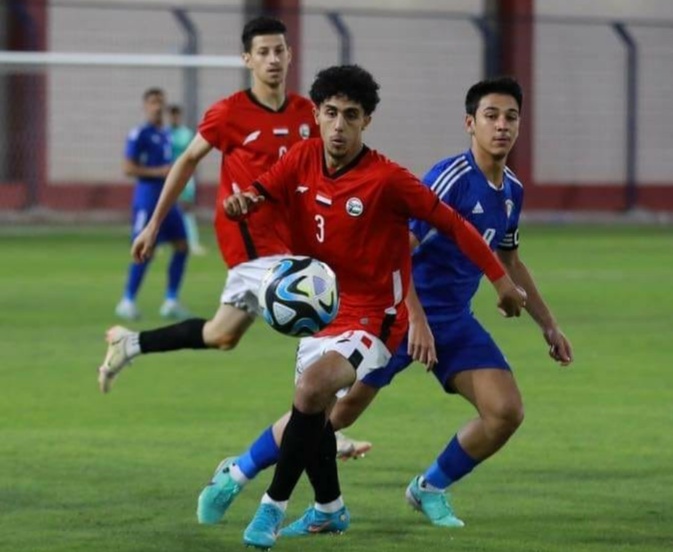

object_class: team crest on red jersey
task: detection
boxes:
[346,197,364,217]
[299,124,311,140]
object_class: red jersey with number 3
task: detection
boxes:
[198,90,318,268]
[253,138,504,351]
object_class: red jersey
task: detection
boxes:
[198,90,318,268]
[253,139,505,350]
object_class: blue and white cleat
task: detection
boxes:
[405,475,465,528]
[243,503,285,549]
[279,505,350,537]
[159,299,190,320]
[197,457,242,524]
[115,298,140,321]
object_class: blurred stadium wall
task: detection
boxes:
[1,0,673,221]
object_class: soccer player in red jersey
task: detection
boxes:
[98,17,378,461]
[97,17,315,389]
[223,65,527,548]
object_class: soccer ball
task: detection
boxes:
[259,256,339,337]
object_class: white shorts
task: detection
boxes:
[295,330,392,398]
[220,255,287,316]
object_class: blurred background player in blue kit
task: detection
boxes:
[115,88,190,321]
[167,104,206,256]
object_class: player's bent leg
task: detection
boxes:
[451,368,524,460]
[405,475,464,528]
[203,303,255,350]
[294,351,358,414]
[280,505,350,537]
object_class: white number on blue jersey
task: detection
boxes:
[483,228,496,246]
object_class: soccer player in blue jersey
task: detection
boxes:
[334,75,574,528]
[195,76,572,535]
[115,88,190,320]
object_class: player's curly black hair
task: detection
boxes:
[310,65,381,116]
[241,16,287,52]
[465,76,523,116]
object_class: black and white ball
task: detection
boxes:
[259,256,339,337]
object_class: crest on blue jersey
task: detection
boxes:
[505,199,514,219]
[346,197,364,217]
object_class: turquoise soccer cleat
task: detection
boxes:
[196,457,242,524]
[279,505,350,537]
[405,475,465,528]
[243,503,285,549]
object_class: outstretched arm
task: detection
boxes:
[405,233,437,369]
[131,133,212,262]
[497,248,573,366]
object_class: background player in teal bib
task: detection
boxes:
[167,104,206,255]
[115,88,189,320]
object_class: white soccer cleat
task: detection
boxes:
[336,431,372,461]
[98,325,135,394]
[115,298,140,320]
[159,299,190,320]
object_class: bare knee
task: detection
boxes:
[483,401,525,439]
[294,376,331,413]
[202,321,243,351]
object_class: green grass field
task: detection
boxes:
[1,225,672,552]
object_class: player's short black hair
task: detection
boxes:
[241,16,287,52]
[167,104,182,115]
[465,76,523,116]
[143,87,164,101]
[309,65,381,116]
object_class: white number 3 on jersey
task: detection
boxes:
[315,214,325,243]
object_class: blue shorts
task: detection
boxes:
[362,312,510,393]
[131,202,186,244]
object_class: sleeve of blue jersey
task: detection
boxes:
[124,127,142,161]
[409,163,444,243]
[497,175,525,250]
[508,177,525,232]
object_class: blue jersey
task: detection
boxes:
[124,123,185,243]
[410,149,524,322]
[125,123,172,205]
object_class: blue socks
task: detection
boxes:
[166,250,188,300]
[423,435,480,489]
[124,261,150,300]
[236,427,280,479]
